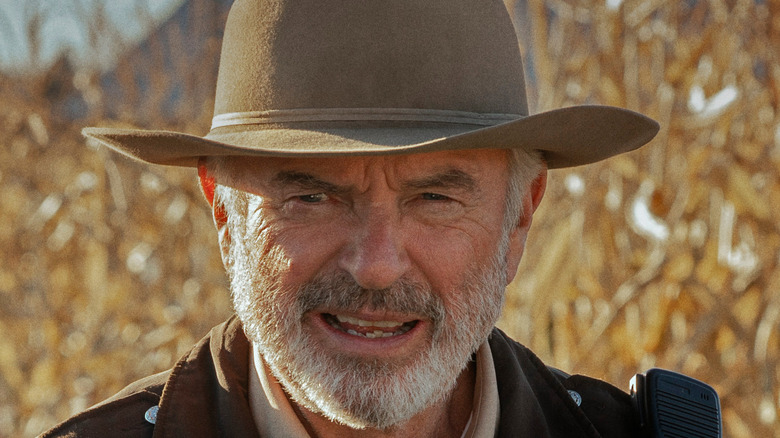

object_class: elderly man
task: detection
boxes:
[44,0,677,436]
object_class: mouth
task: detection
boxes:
[323,313,418,339]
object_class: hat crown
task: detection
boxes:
[213,0,528,118]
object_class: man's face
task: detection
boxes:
[211,149,536,429]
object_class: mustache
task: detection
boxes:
[295,272,446,324]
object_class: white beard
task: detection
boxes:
[223,194,509,430]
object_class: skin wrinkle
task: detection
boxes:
[211,147,543,314]
[206,148,545,435]
[270,167,483,236]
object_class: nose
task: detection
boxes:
[338,210,410,290]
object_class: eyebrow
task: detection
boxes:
[403,169,477,193]
[271,171,347,194]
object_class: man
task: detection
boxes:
[44,0,662,436]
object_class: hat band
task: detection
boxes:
[211,108,521,129]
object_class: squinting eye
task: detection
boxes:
[298,193,328,203]
[421,193,450,201]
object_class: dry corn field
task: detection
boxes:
[0,0,778,436]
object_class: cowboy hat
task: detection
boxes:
[83,0,659,169]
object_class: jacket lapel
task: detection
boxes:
[489,328,601,437]
[154,316,260,437]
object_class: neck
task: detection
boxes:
[293,362,476,438]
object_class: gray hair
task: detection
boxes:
[502,148,545,239]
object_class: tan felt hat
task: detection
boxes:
[83,0,659,169]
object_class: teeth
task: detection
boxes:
[335,314,405,328]
[357,330,398,339]
[326,314,416,339]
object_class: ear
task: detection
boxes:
[198,157,231,260]
[197,157,216,206]
[504,166,548,283]
[198,157,228,228]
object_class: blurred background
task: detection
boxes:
[0,0,777,436]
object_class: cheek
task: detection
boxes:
[258,220,350,286]
[406,224,503,292]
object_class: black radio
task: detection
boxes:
[630,368,722,438]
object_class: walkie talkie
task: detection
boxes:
[630,368,722,438]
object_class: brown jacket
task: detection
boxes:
[42,316,641,437]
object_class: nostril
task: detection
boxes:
[345,258,409,290]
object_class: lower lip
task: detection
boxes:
[309,313,427,357]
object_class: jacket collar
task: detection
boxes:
[153,317,621,437]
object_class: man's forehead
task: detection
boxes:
[218,148,510,184]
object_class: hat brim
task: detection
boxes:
[82,105,658,169]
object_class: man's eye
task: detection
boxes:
[421,193,450,201]
[298,193,328,203]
